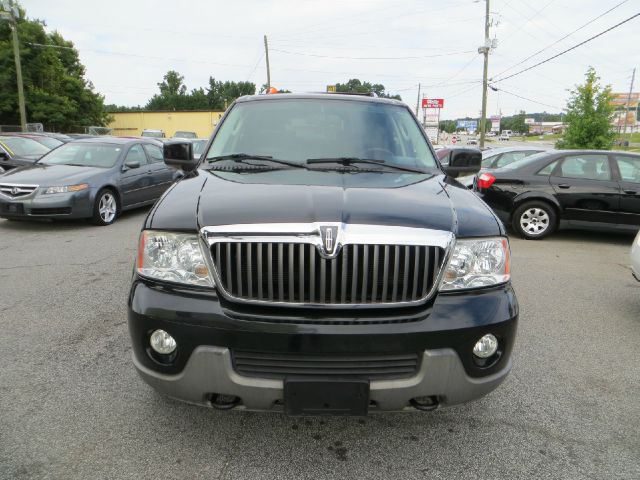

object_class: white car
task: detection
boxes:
[499,133,510,141]
[632,230,640,281]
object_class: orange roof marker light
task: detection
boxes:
[266,87,279,94]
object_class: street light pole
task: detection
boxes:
[1,1,27,132]
[479,0,490,149]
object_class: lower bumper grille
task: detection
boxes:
[232,350,421,380]
[30,207,72,215]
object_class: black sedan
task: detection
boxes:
[0,135,52,173]
[0,137,180,225]
[476,150,640,239]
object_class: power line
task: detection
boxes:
[494,0,630,79]
[490,86,563,111]
[269,48,476,61]
[492,12,640,84]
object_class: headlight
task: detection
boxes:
[440,237,510,291]
[137,230,214,287]
[43,184,89,194]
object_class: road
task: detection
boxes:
[1,210,639,479]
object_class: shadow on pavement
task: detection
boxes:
[0,208,149,233]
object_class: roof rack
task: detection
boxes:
[323,91,378,98]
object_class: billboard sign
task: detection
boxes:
[422,98,444,109]
[610,92,639,128]
[456,120,478,131]
[524,118,535,124]
[490,115,501,132]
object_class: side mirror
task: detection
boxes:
[124,160,141,170]
[164,141,197,172]
[440,148,481,178]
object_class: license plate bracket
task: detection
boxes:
[284,378,370,416]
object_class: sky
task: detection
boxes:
[20,0,640,120]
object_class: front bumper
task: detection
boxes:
[128,280,518,412]
[0,189,93,219]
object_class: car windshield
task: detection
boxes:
[39,143,122,168]
[33,137,63,149]
[175,132,197,139]
[205,99,437,169]
[0,136,50,156]
[192,139,207,155]
[142,131,163,138]
[499,151,551,170]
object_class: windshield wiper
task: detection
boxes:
[207,154,307,169]
[306,157,426,174]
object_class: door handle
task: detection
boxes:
[146,169,153,174]
[557,184,571,189]
[623,189,637,195]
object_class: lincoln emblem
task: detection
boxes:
[319,225,339,257]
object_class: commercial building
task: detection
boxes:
[108,110,225,138]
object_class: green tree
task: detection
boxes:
[557,67,615,149]
[0,3,111,131]
[501,110,527,133]
[439,120,457,133]
[209,78,256,109]
[335,79,401,100]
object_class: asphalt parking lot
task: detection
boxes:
[0,210,638,480]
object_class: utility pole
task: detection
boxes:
[415,83,421,115]
[263,35,271,92]
[479,0,490,149]
[1,1,26,131]
[622,67,636,138]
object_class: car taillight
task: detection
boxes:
[477,172,496,189]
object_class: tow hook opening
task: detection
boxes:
[410,395,440,411]
[207,393,241,410]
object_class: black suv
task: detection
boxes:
[128,94,518,415]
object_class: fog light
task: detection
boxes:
[473,334,498,358]
[150,329,176,354]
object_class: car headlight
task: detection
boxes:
[43,184,89,194]
[440,237,510,291]
[136,230,214,287]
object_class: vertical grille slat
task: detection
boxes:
[391,245,399,302]
[371,245,379,302]
[401,245,410,302]
[381,245,389,302]
[210,240,444,306]
[361,245,369,303]
[412,246,420,300]
[257,243,263,299]
[309,244,315,304]
[351,244,359,303]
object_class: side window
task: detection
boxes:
[481,153,499,168]
[614,155,640,183]
[558,154,610,180]
[495,151,528,168]
[124,144,148,166]
[537,160,558,176]
[143,144,164,164]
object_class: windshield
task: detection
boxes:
[142,131,163,138]
[40,143,123,168]
[206,99,437,169]
[499,151,551,170]
[33,137,63,149]
[175,131,197,139]
[192,139,207,155]
[0,136,50,156]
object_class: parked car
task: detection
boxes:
[128,93,518,415]
[632,230,640,281]
[141,129,165,139]
[173,131,198,139]
[9,132,71,149]
[457,147,546,188]
[0,137,180,225]
[191,139,207,159]
[467,137,478,145]
[0,135,51,173]
[499,133,510,141]
[475,150,640,239]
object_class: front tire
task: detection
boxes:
[512,201,557,240]
[91,189,118,226]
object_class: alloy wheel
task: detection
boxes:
[98,193,116,223]
[520,207,549,235]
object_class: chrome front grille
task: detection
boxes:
[0,183,38,198]
[202,223,453,307]
[211,242,443,305]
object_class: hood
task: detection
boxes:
[0,163,108,186]
[148,169,502,237]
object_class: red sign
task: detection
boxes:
[422,98,444,109]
